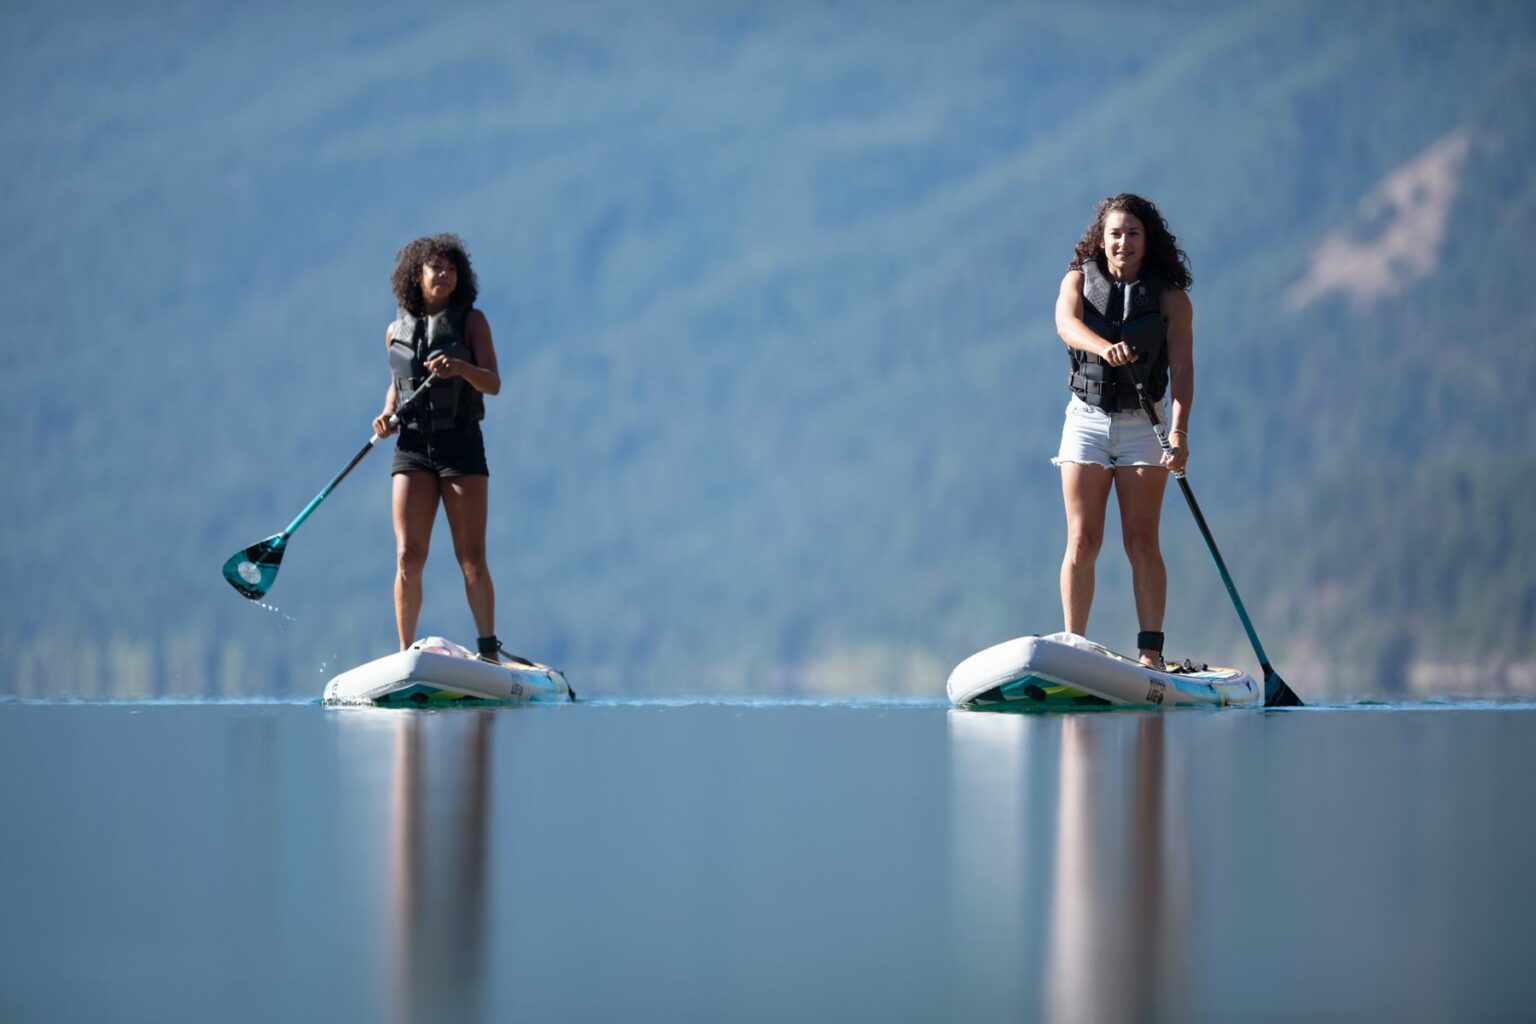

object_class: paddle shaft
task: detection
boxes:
[280,379,436,538]
[1124,361,1279,678]
[280,435,382,537]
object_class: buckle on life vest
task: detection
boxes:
[1070,370,1137,411]
[1070,370,1102,395]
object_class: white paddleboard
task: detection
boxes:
[323,636,571,706]
[948,632,1259,710]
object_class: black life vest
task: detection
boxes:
[1069,261,1169,412]
[388,304,484,432]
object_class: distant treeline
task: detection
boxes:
[3,0,1536,699]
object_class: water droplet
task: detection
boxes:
[252,601,297,624]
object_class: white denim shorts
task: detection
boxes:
[1051,395,1167,469]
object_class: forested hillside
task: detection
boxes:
[3,0,1533,698]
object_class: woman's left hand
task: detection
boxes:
[425,355,462,378]
[1162,432,1189,475]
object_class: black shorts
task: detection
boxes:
[391,423,489,478]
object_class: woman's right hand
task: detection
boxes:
[1102,341,1138,367]
[373,411,397,438]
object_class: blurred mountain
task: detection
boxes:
[2,0,1534,698]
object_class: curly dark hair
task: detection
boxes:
[390,233,479,315]
[1068,194,1192,290]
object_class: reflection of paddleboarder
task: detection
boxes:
[372,235,528,665]
[389,713,492,1024]
[1046,715,1190,1023]
[1052,195,1193,668]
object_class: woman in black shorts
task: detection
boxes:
[372,234,525,664]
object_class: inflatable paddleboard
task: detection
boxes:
[948,632,1259,710]
[323,636,572,706]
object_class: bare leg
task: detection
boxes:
[1114,465,1170,666]
[392,471,441,649]
[440,474,494,640]
[1060,463,1114,636]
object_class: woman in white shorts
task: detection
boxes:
[1052,194,1193,668]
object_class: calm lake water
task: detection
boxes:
[2,700,1534,1023]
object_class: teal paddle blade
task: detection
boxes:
[222,534,287,600]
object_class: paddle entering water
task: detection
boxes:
[222,383,434,600]
[1121,334,1304,706]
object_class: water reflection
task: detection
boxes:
[387,712,493,1024]
[950,713,1192,1023]
[1046,715,1191,1023]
